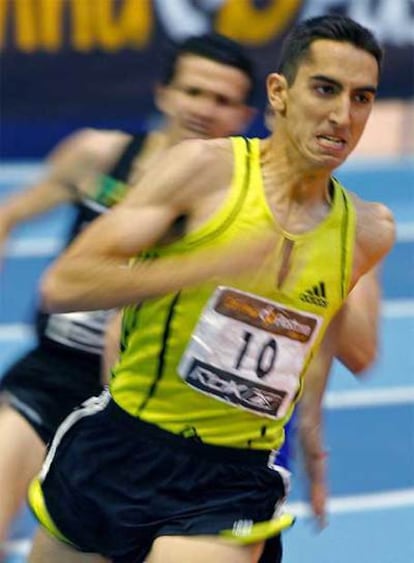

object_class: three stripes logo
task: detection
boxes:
[300,281,328,308]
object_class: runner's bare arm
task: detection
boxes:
[334,198,395,374]
[0,129,130,255]
[352,197,395,280]
[297,314,341,528]
[335,267,381,373]
[40,139,268,312]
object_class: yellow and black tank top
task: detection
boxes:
[111,136,356,450]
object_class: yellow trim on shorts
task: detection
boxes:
[220,513,295,544]
[28,477,74,546]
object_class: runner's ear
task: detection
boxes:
[154,83,170,114]
[267,73,288,115]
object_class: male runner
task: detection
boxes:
[0,32,255,543]
[28,15,395,563]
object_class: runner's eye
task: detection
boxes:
[314,84,337,96]
[215,95,233,107]
[353,92,373,104]
[183,87,202,97]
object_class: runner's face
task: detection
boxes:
[270,39,379,170]
[158,54,253,141]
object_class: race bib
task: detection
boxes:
[45,310,115,355]
[178,287,323,419]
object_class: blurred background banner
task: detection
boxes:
[1,0,413,158]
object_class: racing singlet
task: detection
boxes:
[36,134,147,356]
[111,136,356,450]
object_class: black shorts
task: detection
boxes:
[0,341,103,444]
[30,392,287,563]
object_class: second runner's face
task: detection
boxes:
[157,54,253,141]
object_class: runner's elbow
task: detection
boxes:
[40,269,73,313]
[341,343,378,376]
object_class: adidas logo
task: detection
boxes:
[300,281,328,308]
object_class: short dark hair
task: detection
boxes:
[278,15,383,85]
[160,32,256,103]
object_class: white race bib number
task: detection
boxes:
[178,287,322,419]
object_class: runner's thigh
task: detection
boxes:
[148,535,263,563]
[29,528,109,563]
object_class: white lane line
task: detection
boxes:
[0,163,43,184]
[0,298,412,344]
[3,489,414,556]
[2,538,32,556]
[2,325,414,410]
[1,158,412,182]
[341,156,414,171]
[288,488,414,518]
[4,220,414,257]
[397,222,414,242]
[5,237,63,257]
[382,299,414,318]
[0,324,35,340]
[324,386,414,408]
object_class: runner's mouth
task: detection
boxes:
[316,135,347,151]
